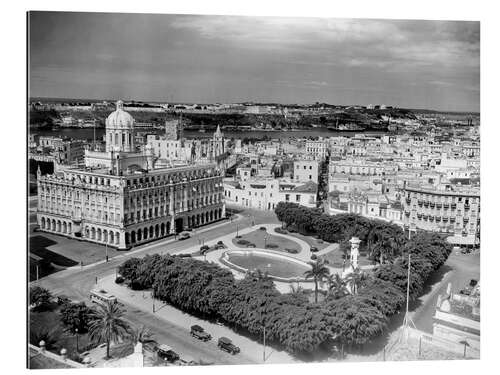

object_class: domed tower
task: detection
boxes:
[105,100,135,153]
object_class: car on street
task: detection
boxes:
[190,325,212,341]
[178,232,191,240]
[157,344,180,362]
[310,246,319,252]
[217,337,240,355]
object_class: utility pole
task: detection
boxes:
[402,253,415,340]
[263,323,266,362]
[152,290,155,313]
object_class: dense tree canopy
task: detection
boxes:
[59,301,95,334]
[115,205,452,355]
[30,286,52,311]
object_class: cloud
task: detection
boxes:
[170,16,479,71]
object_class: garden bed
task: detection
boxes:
[231,230,301,253]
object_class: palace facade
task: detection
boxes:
[36,101,225,249]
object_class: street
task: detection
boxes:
[31,205,278,365]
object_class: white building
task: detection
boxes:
[293,160,319,184]
[224,178,317,211]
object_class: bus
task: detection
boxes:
[89,289,117,306]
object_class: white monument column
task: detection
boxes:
[349,236,361,270]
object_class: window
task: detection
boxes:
[285,194,290,201]
[296,195,300,202]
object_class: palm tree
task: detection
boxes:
[304,259,330,303]
[326,273,349,299]
[345,268,367,295]
[88,302,132,359]
[131,325,154,345]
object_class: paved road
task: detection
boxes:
[411,250,480,333]
[31,206,278,365]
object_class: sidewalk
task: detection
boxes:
[99,274,297,365]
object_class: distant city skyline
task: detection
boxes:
[29,12,480,112]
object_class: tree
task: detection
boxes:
[358,277,405,316]
[304,259,330,303]
[345,268,368,294]
[131,325,154,345]
[88,302,132,359]
[29,326,59,350]
[59,302,94,334]
[30,286,52,311]
[326,273,349,300]
[326,295,387,346]
[118,258,141,281]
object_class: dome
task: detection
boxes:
[106,100,134,129]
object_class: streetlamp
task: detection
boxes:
[75,328,79,352]
[264,235,268,249]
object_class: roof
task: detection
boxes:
[158,344,175,352]
[292,181,318,193]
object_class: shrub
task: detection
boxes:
[285,248,299,254]
[30,286,53,311]
[265,243,278,249]
[236,239,250,245]
[217,240,224,245]
[274,227,288,234]
[235,235,242,239]
[115,276,125,284]
[259,226,267,231]
[59,301,94,333]
[310,246,319,253]
[316,239,323,244]
[310,254,318,260]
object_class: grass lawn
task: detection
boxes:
[276,228,331,251]
[29,232,124,268]
[232,229,302,253]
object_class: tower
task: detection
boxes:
[105,100,135,153]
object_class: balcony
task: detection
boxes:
[464,204,470,210]
[443,203,449,209]
[436,204,442,209]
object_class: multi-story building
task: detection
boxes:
[402,182,480,245]
[224,178,317,211]
[36,101,225,250]
[293,160,319,184]
[305,138,329,160]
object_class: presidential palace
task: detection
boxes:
[36,100,225,250]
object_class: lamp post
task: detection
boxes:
[264,235,268,249]
[75,328,79,352]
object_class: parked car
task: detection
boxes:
[217,337,240,355]
[310,246,319,253]
[190,325,211,341]
[157,344,180,362]
[178,232,190,240]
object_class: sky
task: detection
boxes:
[29,12,480,112]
